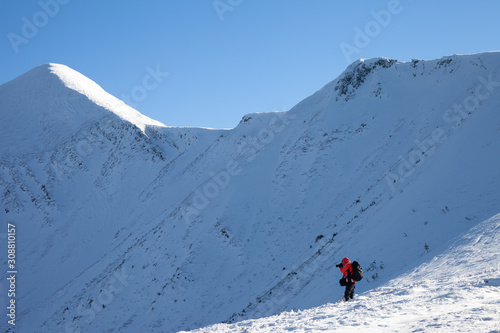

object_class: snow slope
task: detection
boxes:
[184,213,500,332]
[0,52,499,332]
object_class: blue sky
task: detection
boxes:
[1,0,499,128]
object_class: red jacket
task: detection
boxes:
[340,262,355,284]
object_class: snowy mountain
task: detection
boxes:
[1,52,499,332]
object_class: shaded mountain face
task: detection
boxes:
[1,53,499,332]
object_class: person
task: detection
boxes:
[337,257,355,301]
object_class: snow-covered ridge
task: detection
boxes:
[289,51,500,114]
[334,57,398,101]
[0,63,164,157]
[47,63,165,130]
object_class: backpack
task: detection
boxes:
[349,261,363,281]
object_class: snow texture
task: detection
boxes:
[183,213,500,332]
[1,52,500,332]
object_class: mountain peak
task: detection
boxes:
[31,63,164,130]
[0,63,164,157]
[334,57,398,100]
[289,51,500,112]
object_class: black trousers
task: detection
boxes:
[344,281,355,301]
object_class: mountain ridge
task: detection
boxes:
[1,52,499,332]
[0,63,164,157]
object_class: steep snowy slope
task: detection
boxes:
[1,52,499,333]
[184,213,500,332]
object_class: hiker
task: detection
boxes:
[337,257,356,301]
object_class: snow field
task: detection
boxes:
[184,214,500,332]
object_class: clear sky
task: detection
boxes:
[1,0,499,128]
